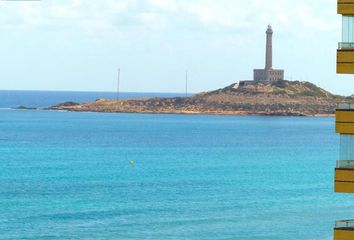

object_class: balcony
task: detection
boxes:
[339,42,354,49]
[337,14,354,73]
[338,0,354,14]
[336,107,354,134]
[335,161,354,193]
[334,220,354,240]
[338,103,354,109]
[337,47,354,74]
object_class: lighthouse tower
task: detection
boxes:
[253,25,284,82]
[265,25,273,70]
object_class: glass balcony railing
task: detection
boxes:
[337,160,354,168]
[338,42,354,49]
[338,103,354,109]
[340,135,354,160]
[335,220,354,229]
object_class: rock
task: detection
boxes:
[46,101,80,110]
[55,101,80,107]
[45,80,349,116]
[16,106,37,110]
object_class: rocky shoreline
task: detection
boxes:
[31,80,353,116]
[17,80,350,116]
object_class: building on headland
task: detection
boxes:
[253,25,284,82]
[334,1,354,239]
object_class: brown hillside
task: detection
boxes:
[46,80,350,116]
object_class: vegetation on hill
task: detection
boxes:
[46,80,350,116]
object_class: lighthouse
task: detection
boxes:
[265,25,273,70]
[253,25,284,82]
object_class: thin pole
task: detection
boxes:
[117,68,120,100]
[185,70,188,97]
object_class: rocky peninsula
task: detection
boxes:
[43,80,350,116]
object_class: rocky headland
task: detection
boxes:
[42,80,351,116]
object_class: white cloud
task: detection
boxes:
[138,12,168,30]
[148,0,177,12]
[0,0,336,33]
[0,0,338,51]
[185,2,236,28]
[179,0,336,34]
[0,0,343,93]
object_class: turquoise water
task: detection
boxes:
[0,109,351,239]
[0,90,186,108]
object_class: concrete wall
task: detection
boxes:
[253,69,284,81]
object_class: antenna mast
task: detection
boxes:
[185,70,188,97]
[117,68,120,100]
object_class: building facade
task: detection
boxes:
[253,25,284,82]
[334,1,354,239]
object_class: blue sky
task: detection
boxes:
[0,0,350,95]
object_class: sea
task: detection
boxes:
[0,90,350,240]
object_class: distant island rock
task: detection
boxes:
[16,106,38,110]
[16,101,81,111]
[45,101,80,110]
[46,80,350,116]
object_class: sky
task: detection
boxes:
[0,0,350,95]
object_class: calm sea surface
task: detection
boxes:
[0,91,350,240]
[0,90,187,108]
